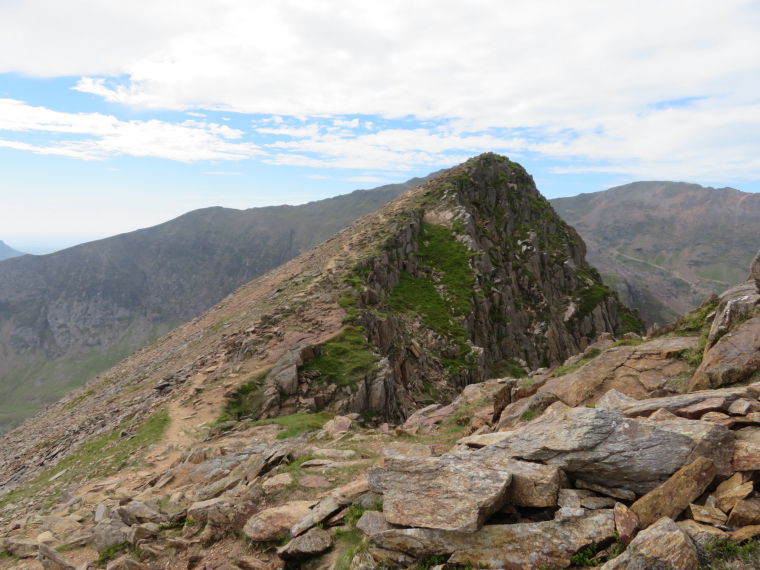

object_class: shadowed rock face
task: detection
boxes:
[551,182,760,327]
[0,174,440,431]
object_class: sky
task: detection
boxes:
[1,1,759,254]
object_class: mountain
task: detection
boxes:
[551,181,760,326]
[0,240,24,261]
[3,158,760,570]
[0,153,639,493]
[0,173,441,433]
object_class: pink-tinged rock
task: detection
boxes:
[728,399,760,416]
[649,408,679,421]
[323,416,352,436]
[614,503,639,547]
[621,385,759,418]
[631,457,716,528]
[677,397,727,419]
[701,412,735,427]
[243,501,315,542]
[298,475,330,488]
[601,517,699,570]
[732,440,760,471]
[734,426,760,445]
[727,498,760,527]
[366,454,512,532]
[690,317,760,391]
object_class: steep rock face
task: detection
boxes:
[255,154,640,422]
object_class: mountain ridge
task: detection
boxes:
[0,241,24,261]
[550,180,760,326]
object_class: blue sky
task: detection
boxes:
[1,1,759,254]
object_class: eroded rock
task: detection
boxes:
[601,517,699,570]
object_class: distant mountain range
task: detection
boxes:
[0,241,24,261]
[551,181,760,326]
[0,173,441,432]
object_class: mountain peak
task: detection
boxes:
[0,240,25,261]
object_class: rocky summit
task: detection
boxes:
[1,153,760,570]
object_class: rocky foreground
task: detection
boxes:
[2,277,760,570]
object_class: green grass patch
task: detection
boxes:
[570,543,600,567]
[220,368,271,421]
[303,326,379,386]
[552,349,601,377]
[334,527,366,570]
[253,411,334,440]
[489,358,528,379]
[704,537,760,569]
[520,409,540,422]
[577,285,611,320]
[0,408,170,511]
[96,544,129,566]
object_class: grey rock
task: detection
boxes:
[480,406,712,494]
[38,543,75,570]
[277,528,332,560]
[90,519,129,553]
[356,511,394,537]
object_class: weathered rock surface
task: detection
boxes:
[276,528,332,560]
[479,406,716,493]
[630,457,715,528]
[691,317,760,391]
[619,385,759,418]
[367,454,511,532]
[356,511,394,537]
[370,509,615,569]
[90,519,129,553]
[727,498,760,527]
[242,501,315,542]
[38,543,75,570]
[601,517,699,570]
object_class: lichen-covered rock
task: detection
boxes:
[601,517,699,570]
[38,543,75,570]
[367,453,511,532]
[690,317,760,391]
[370,509,615,569]
[90,519,129,553]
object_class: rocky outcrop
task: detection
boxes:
[601,517,699,570]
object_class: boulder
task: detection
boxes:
[262,473,293,494]
[38,543,75,570]
[323,416,352,437]
[619,386,759,418]
[277,528,332,560]
[732,440,760,471]
[495,392,558,429]
[677,519,729,548]
[595,389,637,414]
[370,509,615,568]
[715,480,753,514]
[1,537,40,558]
[614,503,639,547]
[90,519,129,553]
[690,317,760,391]
[687,504,727,526]
[367,453,511,532]
[480,406,716,494]
[601,517,699,570]
[356,511,394,537]
[243,501,315,542]
[676,397,727,419]
[630,457,715,528]
[727,498,760,527]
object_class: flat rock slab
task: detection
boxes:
[243,501,315,542]
[356,511,394,537]
[298,475,331,488]
[368,453,512,532]
[601,517,699,570]
[576,479,636,502]
[631,457,715,529]
[677,397,727,419]
[727,498,760,527]
[371,510,615,569]
[470,454,564,507]
[480,406,718,494]
[619,385,759,418]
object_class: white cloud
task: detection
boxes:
[187,112,207,117]
[0,99,264,162]
[0,1,759,180]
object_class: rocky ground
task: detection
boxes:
[2,272,760,570]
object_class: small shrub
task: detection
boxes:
[253,412,335,440]
[97,544,128,566]
[570,544,601,567]
[303,327,380,387]
[520,409,539,422]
